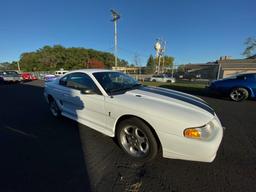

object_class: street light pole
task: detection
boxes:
[111,10,120,68]
[158,55,161,74]
[114,20,117,68]
[17,61,21,71]
[154,39,161,74]
[154,39,166,74]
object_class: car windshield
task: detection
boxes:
[6,71,19,76]
[0,71,19,76]
[93,71,141,94]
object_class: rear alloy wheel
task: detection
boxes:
[229,88,249,102]
[117,117,158,162]
[49,98,61,117]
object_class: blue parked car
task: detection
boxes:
[208,73,256,101]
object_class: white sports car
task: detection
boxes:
[44,69,223,162]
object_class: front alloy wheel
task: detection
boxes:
[230,88,249,102]
[117,117,158,162]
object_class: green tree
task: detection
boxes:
[243,37,256,57]
[162,56,174,69]
[146,54,155,73]
[19,45,127,71]
[177,65,186,73]
[146,54,174,74]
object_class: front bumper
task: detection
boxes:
[159,115,223,163]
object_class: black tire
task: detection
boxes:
[117,117,159,162]
[49,97,61,117]
[152,79,156,82]
[229,88,249,102]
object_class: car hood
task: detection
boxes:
[112,86,215,127]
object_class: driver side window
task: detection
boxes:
[59,75,68,86]
[66,73,101,95]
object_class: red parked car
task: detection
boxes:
[21,72,37,81]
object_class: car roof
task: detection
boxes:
[55,70,69,72]
[66,69,114,75]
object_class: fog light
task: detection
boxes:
[184,128,201,138]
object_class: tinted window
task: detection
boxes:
[236,75,246,80]
[66,73,101,94]
[59,75,68,86]
[246,74,256,80]
[93,72,139,94]
[5,71,19,76]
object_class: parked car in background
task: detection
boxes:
[44,69,223,163]
[0,71,22,83]
[208,73,256,101]
[44,74,57,82]
[55,70,68,77]
[21,72,37,81]
[150,74,175,83]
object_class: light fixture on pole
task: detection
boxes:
[111,9,120,68]
[154,39,166,74]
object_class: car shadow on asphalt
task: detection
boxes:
[0,82,91,192]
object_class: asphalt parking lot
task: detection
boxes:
[1,80,256,192]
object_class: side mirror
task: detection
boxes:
[80,88,95,95]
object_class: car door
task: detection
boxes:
[63,72,107,131]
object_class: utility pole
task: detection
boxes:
[171,64,175,78]
[154,39,166,74]
[134,53,141,80]
[217,63,221,80]
[155,40,161,74]
[111,10,120,68]
[17,61,21,71]
[161,41,166,73]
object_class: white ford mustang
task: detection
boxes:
[44,69,223,162]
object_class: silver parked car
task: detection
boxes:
[150,74,175,83]
[0,71,22,83]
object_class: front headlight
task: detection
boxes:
[184,120,215,140]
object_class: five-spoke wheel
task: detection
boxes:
[117,117,159,162]
[229,88,249,102]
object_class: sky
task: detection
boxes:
[0,0,255,66]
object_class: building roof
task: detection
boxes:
[218,58,256,69]
[184,62,218,69]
